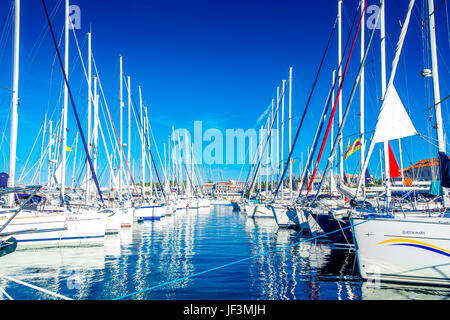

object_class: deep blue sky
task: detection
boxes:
[0,0,449,186]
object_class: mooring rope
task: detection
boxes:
[0,273,72,300]
[113,214,372,300]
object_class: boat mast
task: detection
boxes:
[93,76,99,188]
[276,86,280,196]
[360,0,366,194]
[258,128,262,194]
[270,99,274,194]
[71,132,78,189]
[266,116,269,197]
[281,80,286,200]
[119,55,123,202]
[177,130,183,196]
[38,113,47,186]
[86,31,92,203]
[127,76,131,182]
[47,120,53,188]
[398,138,404,184]
[60,0,69,204]
[139,86,145,200]
[185,128,190,197]
[145,108,153,197]
[7,0,20,207]
[338,0,344,183]
[330,69,336,193]
[289,67,292,199]
[380,0,392,208]
[428,0,448,207]
[288,67,293,199]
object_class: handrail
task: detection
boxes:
[0,185,42,233]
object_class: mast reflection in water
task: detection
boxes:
[0,205,449,300]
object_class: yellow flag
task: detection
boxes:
[344,138,360,160]
[66,146,73,152]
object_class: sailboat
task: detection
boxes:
[0,0,106,248]
[350,0,450,286]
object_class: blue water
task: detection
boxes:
[0,205,449,300]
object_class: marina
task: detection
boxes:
[1,204,450,300]
[0,0,450,302]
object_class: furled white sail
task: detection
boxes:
[53,164,61,185]
[372,85,417,143]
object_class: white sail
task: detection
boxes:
[53,164,62,185]
[372,85,417,143]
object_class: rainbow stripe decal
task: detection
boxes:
[377,239,450,258]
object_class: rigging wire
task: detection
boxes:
[91,56,141,199]
[271,14,340,198]
[18,123,43,183]
[0,0,13,65]
[41,0,104,204]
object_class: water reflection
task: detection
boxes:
[0,244,105,300]
[360,282,450,300]
[316,248,362,300]
[245,217,333,299]
[0,205,448,300]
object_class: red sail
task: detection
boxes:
[388,143,402,178]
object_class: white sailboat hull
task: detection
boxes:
[351,216,450,286]
[253,204,274,218]
[121,207,134,227]
[134,205,165,220]
[244,204,256,215]
[271,205,303,228]
[0,210,105,247]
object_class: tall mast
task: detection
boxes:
[330,69,336,193]
[288,67,293,199]
[270,99,274,194]
[47,120,53,188]
[71,132,78,189]
[163,143,166,193]
[276,86,280,195]
[86,31,92,203]
[177,131,183,196]
[360,0,366,194]
[398,138,404,184]
[338,0,344,183]
[8,0,20,205]
[139,86,145,200]
[60,0,69,204]
[428,0,448,206]
[185,128,190,197]
[281,80,286,199]
[93,77,98,183]
[380,0,391,208]
[119,55,123,201]
[145,108,152,197]
[38,113,47,185]
[258,127,262,194]
[266,116,270,197]
[127,76,131,170]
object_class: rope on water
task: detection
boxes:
[0,273,72,300]
[113,215,373,300]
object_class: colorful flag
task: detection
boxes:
[388,143,402,178]
[344,138,361,160]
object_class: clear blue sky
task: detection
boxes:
[0,0,449,186]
